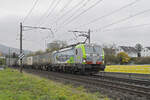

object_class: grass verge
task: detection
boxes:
[0,68,109,100]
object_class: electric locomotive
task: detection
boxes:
[45,43,105,74]
[22,43,105,74]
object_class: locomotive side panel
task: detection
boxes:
[52,48,75,64]
[74,45,84,64]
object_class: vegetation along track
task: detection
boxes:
[22,68,150,100]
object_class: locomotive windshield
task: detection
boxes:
[85,45,102,54]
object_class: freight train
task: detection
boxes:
[15,43,105,74]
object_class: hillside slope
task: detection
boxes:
[0,44,31,55]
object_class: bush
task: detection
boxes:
[135,57,150,64]
[117,52,130,64]
[105,54,119,65]
[0,58,5,65]
[104,52,131,65]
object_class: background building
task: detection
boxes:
[141,47,150,57]
[115,46,137,57]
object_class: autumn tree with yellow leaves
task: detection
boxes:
[0,52,2,56]
[117,52,130,64]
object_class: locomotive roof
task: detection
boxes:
[76,43,101,47]
[53,43,102,54]
[53,47,74,53]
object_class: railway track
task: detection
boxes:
[22,68,150,100]
[92,75,150,87]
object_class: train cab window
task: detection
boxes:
[76,49,78,55]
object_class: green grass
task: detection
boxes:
[0,68,109,100]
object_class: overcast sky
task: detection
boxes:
[0,0,150,51]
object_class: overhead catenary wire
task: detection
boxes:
[77,0,141,28]
[35,0,56,26]
[53,0,86,25]
[22,0,39,23]
[50,0,74,25]
[59,0,92,26]
[39,0,62,26]
[93,8,150,32]
[102,23,150,32]
[62,0,104,26]
[46,0,62,18]
[56,0,103,32]
[55,0,91,25]
[59,0,74,13]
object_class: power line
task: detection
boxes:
[50,0,74,25]
[57,0,103,32]
[46,0,62,18]
[102,23,150,32]
[59,0,74,13]
[22,0,39,23]
[55,0,98,32]
[93,8,150,32]
[78,0,141,28]
[39,0,62,26]
[59,0,92,25]
[53,0,86,25]
[63,0,104,26]
[34,0,56,26]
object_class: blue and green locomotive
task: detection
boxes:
[23,43,105,74]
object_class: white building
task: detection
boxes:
[116,46,137,57]
[141,47,150,57]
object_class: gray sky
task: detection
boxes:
[0,0,150,51]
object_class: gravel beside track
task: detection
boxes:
[21,68,150,100]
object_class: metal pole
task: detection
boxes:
[20,23,23,73]
[9,48,10,67]
[45,39,47,50]
[88,29,90,44]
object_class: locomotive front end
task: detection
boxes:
[84,44,104,65]
[75,44,105,74]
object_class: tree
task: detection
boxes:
[135,43,142,57]
[0,58,5,65]
[135,57,150,64]
[27,53,35,57]
[104,54,119,65]
[117,52,130,64]
[102,43,116,55]
[12,52,18,58]
[46,40,67,52]
[46,48,51,53]
[103,43,118,65]
[34,50,43,55]
[0,52,2,56]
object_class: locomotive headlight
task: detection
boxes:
[103,60,104,64]
[83,58,86,63]
[83,59,86,62]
